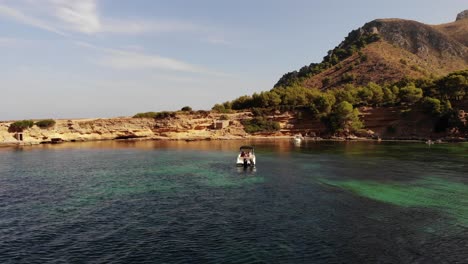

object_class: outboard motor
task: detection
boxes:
[243,158,248,168]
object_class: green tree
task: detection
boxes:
[256,91,282,108]
[382,86,397,105]
[333,88,356,105]
[231,95,254,110]
[212,104,226,112]
[441,99,452,113]
[421,97,441,116]
[181,106,192,112]
[281,85,309,106]
[312,93,336,115]
[399,83,423,104]
[222,101,232,110]
[356,86,373,105]
[437,72,468,100]
[367,82,384,105]
[322,101,363,133]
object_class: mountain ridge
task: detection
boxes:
[275,11,468,90]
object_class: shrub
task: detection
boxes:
[212,104,232,113]
[35,119,56,129]
[9,120,34,132]
[219,114,229,120]
[133,112,157,118]
[241,117,280,134]
[322,77,331,87]
[181,106,192,112]
[341,73,356,83]
[155,111,176,119]
[133,111,176,119]
[251,108,272,117]
[360,54,368,62]
[231,95,254,110]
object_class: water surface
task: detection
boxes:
[0,140,467,263]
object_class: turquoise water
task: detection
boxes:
[0,140,467,263]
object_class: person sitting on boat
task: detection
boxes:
[241,151,246,157]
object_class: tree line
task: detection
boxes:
[213,69,468,134]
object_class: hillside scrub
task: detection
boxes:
[274,30,381,88]
[241,118,280,134]
[133,111,177,119]
[133,112,158,118]
[216,69,468,134]
[212,101,233,113]
[9,120,34,132]
[35,119,56,129]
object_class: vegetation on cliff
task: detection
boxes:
[216,69,468,134]
[35,119,56,129]
[241,118,280,134]
[8,120,34,132]
[275,14,468,91]
[133,111,177,119]
[274,30,381,88]
[8,119,57,132]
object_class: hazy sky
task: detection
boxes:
[0,0,466,120]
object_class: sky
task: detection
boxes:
[0,0,466,120]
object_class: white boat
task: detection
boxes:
[426,139,434,145]
[293,135,303,144]
[236,146,256,167]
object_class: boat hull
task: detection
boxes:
[236,155,256,167]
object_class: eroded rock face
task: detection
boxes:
[456,10,468,21]
[363,19,466,59]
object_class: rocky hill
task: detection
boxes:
[276,11,468,90]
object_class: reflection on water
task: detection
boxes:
[0,140,467,263]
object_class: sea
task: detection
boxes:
[0,140,467,263]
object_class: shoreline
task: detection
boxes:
[1,135,466,148]
[2,112,467,147]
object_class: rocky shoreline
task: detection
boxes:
[1,108,467,147]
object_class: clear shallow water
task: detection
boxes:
[0,140,467,263]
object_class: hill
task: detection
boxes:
[210,11,468,140]
[275,11,468,90]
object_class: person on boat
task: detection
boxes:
[241,151,245,157]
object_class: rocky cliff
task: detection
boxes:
[2,104,467,146]
[277,11,468,90]
[0,112,275,146]
[456,10,468,21]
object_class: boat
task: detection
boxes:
[236,146,256,167]
[426,139,434,145]
[293,134,303,144]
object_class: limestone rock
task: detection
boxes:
[456,10,468,21]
